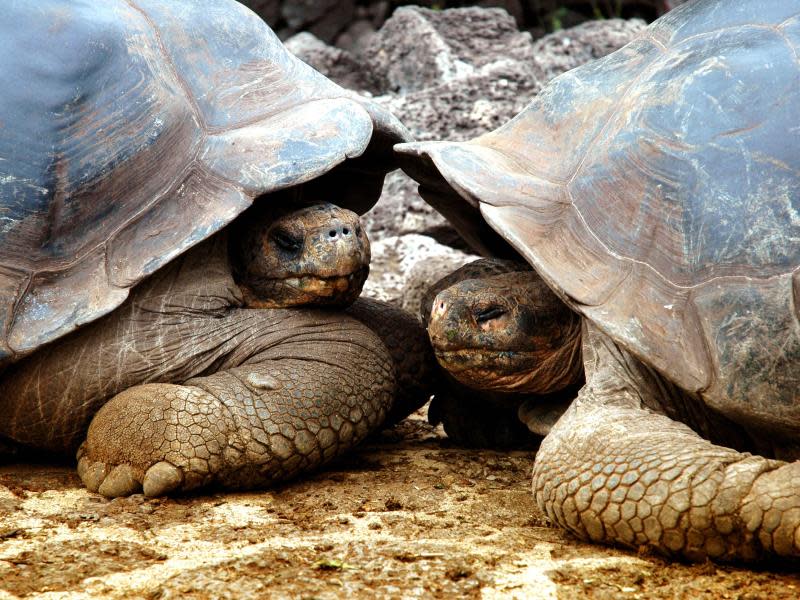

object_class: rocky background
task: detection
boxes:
[272,3,650,307]
[242,0,687,48]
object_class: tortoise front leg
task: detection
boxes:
[344,297,438,427]
[533,324,800,561]
[534,403,800,561]
[78,310,395,497]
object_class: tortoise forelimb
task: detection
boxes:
[76,314,396,498]
[531,324,800,561]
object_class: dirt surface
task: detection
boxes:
[1,411,798,600]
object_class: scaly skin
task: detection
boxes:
[77,309,394,497]
[345,297,437,427]
[427,259,800,562]
[0,203,433,497]
[534,323,800,561]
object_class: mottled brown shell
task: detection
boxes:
[0,0,408,363]
[398,0,800,407]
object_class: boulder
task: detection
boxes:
[334,19,378,55]
[530,18,647,82]
[363,234,479,312]
[284,32,379,92]
[281,0,356,42]
[362,6,535,94]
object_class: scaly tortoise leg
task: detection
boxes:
[345,297,438,427]
[78,310,395,497]
[533,323,800,561]
[534,401,800,561]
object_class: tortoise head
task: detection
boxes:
[230,201,370,308]
[427,269,582,394]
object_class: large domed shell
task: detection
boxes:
[0,0,409,363]
[398,1,800,398]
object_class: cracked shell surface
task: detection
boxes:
[0,0,408,365]
[397,0,800,413]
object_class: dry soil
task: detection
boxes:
[1,411,798,599]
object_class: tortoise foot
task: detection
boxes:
[77,383,237,498]
[77,453,185,498]
[76,334,395,498]
[741,460,800,557]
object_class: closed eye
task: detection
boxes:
[271,229,302,253]
[475,306,506,323]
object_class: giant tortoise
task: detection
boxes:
[0,0,436,498]
[398,0,800,561]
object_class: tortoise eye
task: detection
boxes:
[271,229,302,253]
[475,306,506,323]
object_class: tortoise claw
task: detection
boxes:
[77,455,181,499]
[143,461,183,498]
[98,464,142,498]
[79,459,109,493]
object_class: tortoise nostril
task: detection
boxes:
[328,230,337,238]
[342,227,350,235]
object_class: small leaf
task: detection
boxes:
[314,558,358,571]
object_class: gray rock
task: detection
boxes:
[363,234,479,311]
[477,0,525,26]
[366,1,392,27]
[284,32,378,92]
[281,0,355,43]
[418,6,535,68]
[377,58,540,142]
[362,6,535,94]
[335,19,378,55]
[362,171,445,243]
[531,18,647,82]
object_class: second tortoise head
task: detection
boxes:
[427,261,582,395]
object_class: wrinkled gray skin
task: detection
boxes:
[0,202,434,498]
[428,258,800,562]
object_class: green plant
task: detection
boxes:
[550,6,569,30]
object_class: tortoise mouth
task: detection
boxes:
[434,349,535,393]
[280,267,367,291]
[434,336,583,395]
[434,348,536,377]
[244,266,369,308]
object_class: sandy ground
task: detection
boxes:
[1,411,798,600]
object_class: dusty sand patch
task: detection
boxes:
[1,413,798,599]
